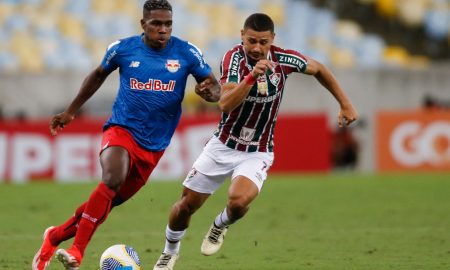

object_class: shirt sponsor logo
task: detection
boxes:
[245,90,282,103]
[229,134,260,146]
[130,78,176,91]
[166,60,180,73]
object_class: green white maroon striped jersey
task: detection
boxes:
[215,44,308,152]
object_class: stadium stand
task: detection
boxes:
[0,0,448,73]
[0,0,448,119]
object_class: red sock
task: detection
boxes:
[49,202,87,246]
[71,182,116,260]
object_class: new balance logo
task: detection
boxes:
[129,61,140,68]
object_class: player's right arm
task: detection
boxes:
[50,65,112,136]
[303,56,358,127]
[218,59,273,114]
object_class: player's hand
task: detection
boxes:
[49,112,75,136]
[195,78,220,102]
[251,59,274,78]
[195,78,214,98]
[338,103,358,127]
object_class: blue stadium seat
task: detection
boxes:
[0,0,440,71]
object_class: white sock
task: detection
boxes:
[214,207,233,228]
[163,225,186,255]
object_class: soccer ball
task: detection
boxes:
[99,244,141,270]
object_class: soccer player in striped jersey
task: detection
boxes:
[31,1,220,270]
[153,13,357,270]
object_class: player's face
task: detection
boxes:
[241,28,274,62]
[141,9,173,50]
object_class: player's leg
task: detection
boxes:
[201,175,259,255]
[56,146,129,269]
[32,201,87,270]
[154,186,210,270]
[33,167,144,270]
[201,154,273,256]
[166,186,210,248]
[154,169,227,270]
[33,148,126,270]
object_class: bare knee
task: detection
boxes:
[169,189,209,231]
[227,196,251,220]
[102,171,125,192]
[174,196,201,217]
[100,146,130,192]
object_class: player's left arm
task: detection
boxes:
[194,73,221,102]
[303,56,358,127]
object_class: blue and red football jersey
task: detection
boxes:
[101,34,212,151]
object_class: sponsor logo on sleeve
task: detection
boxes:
[189,48,205,69]
[105,50,117,65]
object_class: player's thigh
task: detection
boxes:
[100,146,130,188]
[183,168,229,195]
[228,175,259,205]
[112,149,163,206]
[183,138,234,194]
[232,153,274,193]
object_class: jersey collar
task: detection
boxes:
[140,33,173,54]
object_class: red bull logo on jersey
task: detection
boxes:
[130,78,176,91]
[166,60,180,73]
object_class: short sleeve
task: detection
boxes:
[101,40,121,72]
[186,42,212,80]
[219,50,242,85]
[276,49,308,75]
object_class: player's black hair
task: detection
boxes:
[243,13,274,33]
[143,0,172,12]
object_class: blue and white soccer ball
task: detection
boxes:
[99,244,141,270]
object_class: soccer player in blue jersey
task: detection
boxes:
[31,1,220,270]
[152,13,358,270]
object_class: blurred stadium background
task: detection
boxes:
[0,0,450,182]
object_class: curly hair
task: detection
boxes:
[143,0,172,12]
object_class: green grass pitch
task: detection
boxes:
[1,173,449,270]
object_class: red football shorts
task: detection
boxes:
[100,126,164,202]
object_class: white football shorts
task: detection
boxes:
[183,136,274,194]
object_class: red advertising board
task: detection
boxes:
[376,110,450,172]
[0,113,330,182]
